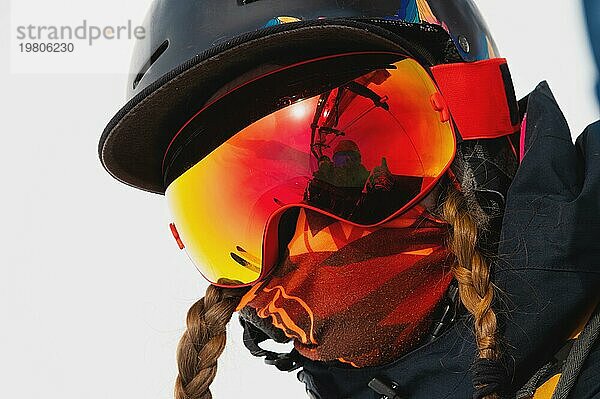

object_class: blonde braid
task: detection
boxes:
[174,284,245,399]
[443,186,502,398]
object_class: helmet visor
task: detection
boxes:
[165,52,455,286]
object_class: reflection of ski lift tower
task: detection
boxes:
[309,71,392,161]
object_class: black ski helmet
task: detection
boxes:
[98,0,505,196]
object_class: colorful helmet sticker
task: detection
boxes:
[396,0,438,24]
[264,16,302,27]
[391,0,496,61]
[259,2,497,62]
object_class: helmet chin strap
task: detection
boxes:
[238,316,303,372]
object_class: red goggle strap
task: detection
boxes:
[431,58,521,141]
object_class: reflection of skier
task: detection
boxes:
[365,157,423,195]
[329,140,370,188]
[357,157,424,223]
[366,157,394,192]
[307,140,424,223]
[313,140,369,188]
[307,139,421,222]
[306,140,370,218]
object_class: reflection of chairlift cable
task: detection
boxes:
[310,141,331,158]
[344,81,389,111]
[318,126,345,136]
[339,104,376,133]
[310,92,331,159]
[310,83,389,160]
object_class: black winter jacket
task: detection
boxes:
[298,82,600,399]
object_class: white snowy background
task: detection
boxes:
[0,1,597,398]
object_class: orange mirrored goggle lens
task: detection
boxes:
[165,53,456,287]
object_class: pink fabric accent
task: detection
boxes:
[520,114,527,162]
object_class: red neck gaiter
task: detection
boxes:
[238,205,454,367]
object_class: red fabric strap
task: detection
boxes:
[431,58,520,140]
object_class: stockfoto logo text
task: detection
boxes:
[15,19,146,46]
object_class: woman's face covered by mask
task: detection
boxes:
[238,205,454,367]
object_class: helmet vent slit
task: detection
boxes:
[133,40,169,90]
[237,0,262,5]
